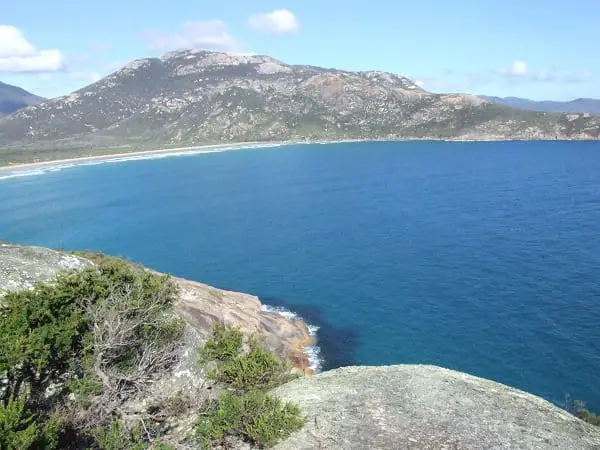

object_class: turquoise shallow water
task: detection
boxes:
[1,140,599,409]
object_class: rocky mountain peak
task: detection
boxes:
[0,49,598,153]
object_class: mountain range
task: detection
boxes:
[0,50,598,155]
[0,81,44,116]
[482,96,600,115]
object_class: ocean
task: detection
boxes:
[1,140,599,410]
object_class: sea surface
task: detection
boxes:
[1,140,599,410]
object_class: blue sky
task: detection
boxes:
[2,0,599,100]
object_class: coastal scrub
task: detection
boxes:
[195,324,305,448]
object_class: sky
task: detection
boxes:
[2,0,599,101]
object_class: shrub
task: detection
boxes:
[198,324,244,363]
[195,325,305,448]
[0,256,183,447]
[218,341,292,391]
[0,274,90,404]
[195,390,305,449]
[0,395,61,450]
[199,326,293,392]
[90,418,176,450]
[0,395,39,449]
[574,401,600,426]
[91,418,147,450]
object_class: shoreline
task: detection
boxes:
[0,142,269,175]
[261,304,323,373]
[2,136,598,176]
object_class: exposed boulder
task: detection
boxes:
[174,276,314,373]
[272,365,600,449]
[0,243,91,296]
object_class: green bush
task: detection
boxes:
[195,325,305,447]
[0,274,90,403]
[0,257,183,447]
[199,325,292,392]
[195,390,305,449]
[0,259,179,405]
[198,324,244,363]
[0,395,61,450]
[91,418,176,450]
[91,418,147,450]
[218,341,291,391]
[0,395,39,450]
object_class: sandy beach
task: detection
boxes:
[0,142,275,175]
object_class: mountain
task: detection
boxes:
[481,96,600,115]
[0,81,44,116]
[0,50,598,153]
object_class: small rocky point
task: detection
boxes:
[0,244,313,373]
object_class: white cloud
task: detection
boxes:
[414,80,426,88]
[0,25,65,73]
[248,9,300,33]
[497,60,592,84]
[144,20,240,51]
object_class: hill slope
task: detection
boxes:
[0,50,599,153]
[0,81,44,116]
[482,96,600,115]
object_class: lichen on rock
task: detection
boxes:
[272,365,600,449]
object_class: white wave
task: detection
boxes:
[0,142,286,182]
[260,304,323,372]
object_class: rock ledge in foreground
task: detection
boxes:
[0,244,91,296]
[272,364,600,449]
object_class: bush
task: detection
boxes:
[0,395,39,449]
[0,257,183,448]
[574,401,600,426]
[195,390,305,448]
[218,341,291,391]
[0,395,60,450]
[91,418,176,450]
[195,325,305,448]
[0,273,91,404]
[198,324,244,363]
[91,418,146,450]
[199,325,292,392]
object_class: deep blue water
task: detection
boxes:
[1,140,599,410]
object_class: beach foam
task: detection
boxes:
[261,304,323,372]
[0,142,287,181]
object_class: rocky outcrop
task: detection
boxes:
[0,243,91,296]
[0,244,313,372]
[272,365,600,449]
[3,244,599,448]
[173,276,313,373]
